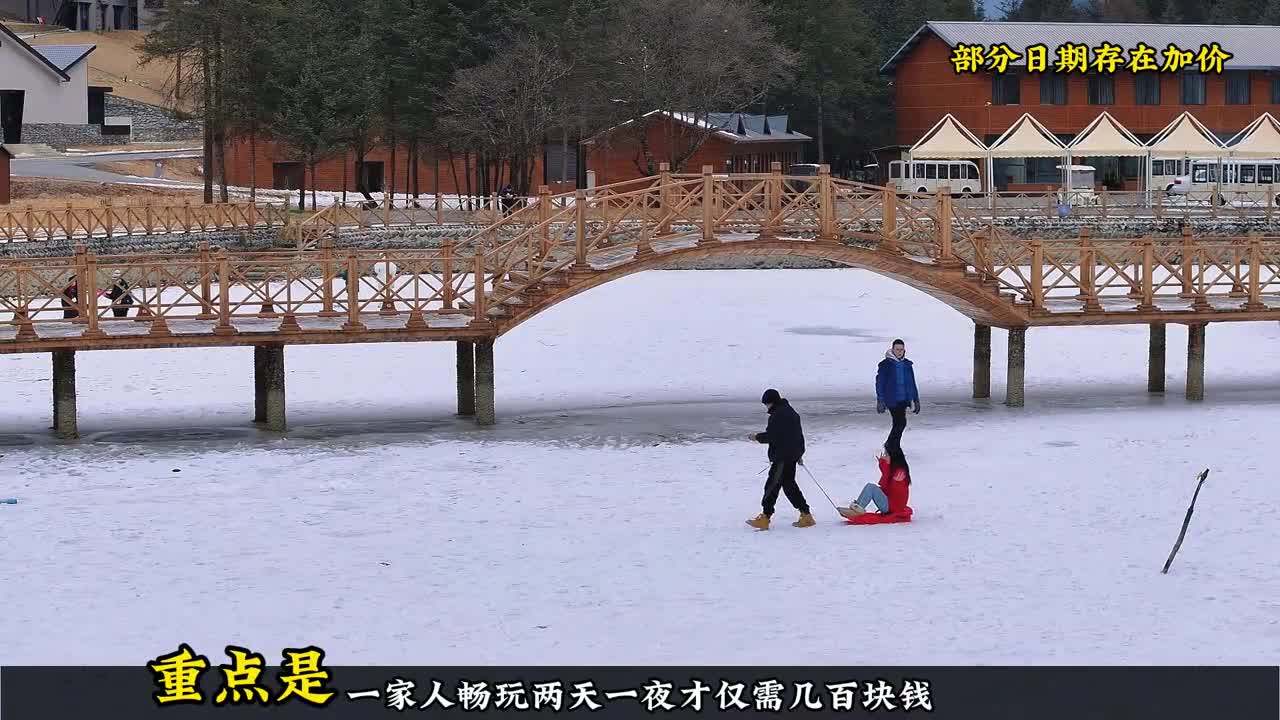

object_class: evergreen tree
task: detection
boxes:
[770,0,874,165]
[140,0,223,203]
[271,0,348,211]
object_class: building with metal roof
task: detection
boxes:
[881,20,1280,192]
[882,21,1280,74]
[0,22,101,144]
[581,110,813,185]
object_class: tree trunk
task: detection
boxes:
[560,127,569,190]
[462,150,473,210]
[355,137,367,198]
[816,87,826,164]
[635,127,656,177]
[412,138,421,198]
[249,128,257,204]
[342,148,348,204]
[212,28,227,203]
[201,49,214,204]
[310,160,318,211]
[664,115,674,171]
[215,128,228,203]
[388,136,397,204]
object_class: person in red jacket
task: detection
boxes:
[844,446,910,517]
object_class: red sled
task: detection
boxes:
[840,505,913,525]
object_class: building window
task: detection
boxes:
[1226,71,1250,104]
[992,74,1020,105]
[1181,72,1206,104]
[1088,75,1114,105]
[1040,74,1067,105]
[1135,74,1161,105]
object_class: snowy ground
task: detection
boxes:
[2,268,1279,665]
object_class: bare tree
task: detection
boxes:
[441,32,571,195]
[599,0,796,175]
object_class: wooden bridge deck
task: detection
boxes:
[4,165,1280,355]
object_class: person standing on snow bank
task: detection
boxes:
[876,338,920,454]
[746,389,815,530]
[843,446,911,517]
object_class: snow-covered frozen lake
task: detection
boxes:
[2,268,1278,664]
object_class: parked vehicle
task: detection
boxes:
[887,159,981,195]
[1168,158,1280,205]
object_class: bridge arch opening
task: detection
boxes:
[491,241,1028,338]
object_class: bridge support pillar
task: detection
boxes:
[1148,323,1166,393]
[52,350,77,440]
[973,323,991,399]
[254,345,287,431]
[475,339,495,426]
[456,341,476,416]
[1186,323,1205,402]
[1005,327,1025,408]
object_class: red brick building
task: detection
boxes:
[583,111,812,186]
[0,145,11,205]
[880,21,1280,187]
[223,139,553,198]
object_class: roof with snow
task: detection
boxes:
[585,110,812,144]
[881,21,1280,73]
[32,44,96,73]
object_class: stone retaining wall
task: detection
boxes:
[0,230,275,259]
[104,95,203,143]
[19,124,131,149]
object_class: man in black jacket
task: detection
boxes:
[747,388,814,530]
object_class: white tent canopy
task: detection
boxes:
[1066,111,1146,157]
[988,113,1066,158]
[1146,111,1226,158]
[1225,113,1280,158]
[907,113,987,159]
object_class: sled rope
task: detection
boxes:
[800,463,842,512]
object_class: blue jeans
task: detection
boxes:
[855,483,890,513]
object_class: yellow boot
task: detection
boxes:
[793,513,816,528]
[746,513,770,530]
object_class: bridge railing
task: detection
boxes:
[0,245,493,338]
[0,201,292,244]
[4,230,1280,345]
[963,232,1280,313]
[12,175,1280,250]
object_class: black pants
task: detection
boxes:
[886,403,908,453]
[761,460,809,516]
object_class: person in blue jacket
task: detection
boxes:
[876,338,920,453]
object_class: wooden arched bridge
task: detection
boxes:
[4,164,1278,438]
